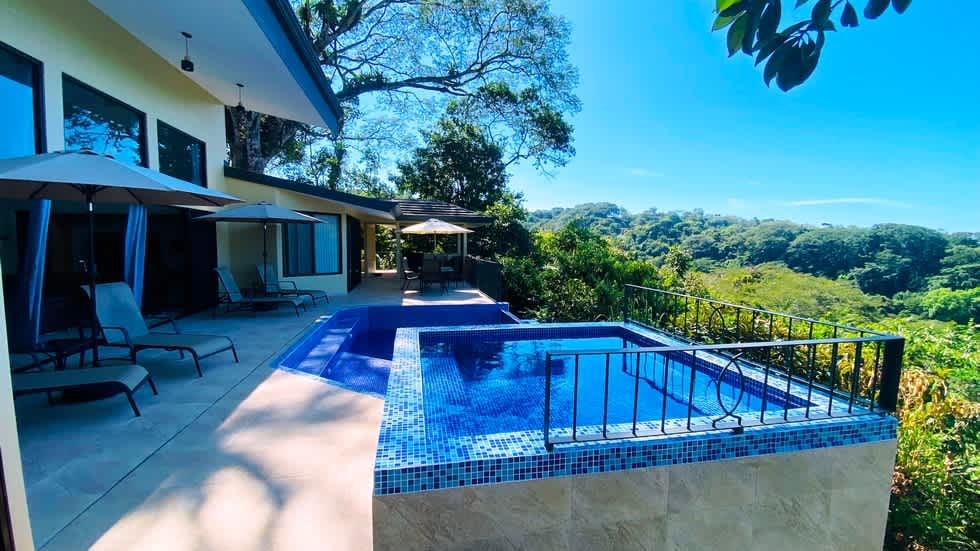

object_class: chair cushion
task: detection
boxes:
[132,333,232,358]
[13,364,148,394]
[248,295,305,307]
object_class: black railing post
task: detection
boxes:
[544,352,553,450]
[623,285,631,322]
[878,338,905,412]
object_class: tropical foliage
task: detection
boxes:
[498,214,979,551]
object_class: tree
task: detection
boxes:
[713,0,912,91]
[227,0,579,180]
[785,227,868,278]
[470,192,533,259]
[393,118,508,212]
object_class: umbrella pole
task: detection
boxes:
[262,222,268,294]
[86,195,99,365]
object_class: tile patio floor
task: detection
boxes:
[15,276,493,550]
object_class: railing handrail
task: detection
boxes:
[546,333,901,358]
[623,284,892,337]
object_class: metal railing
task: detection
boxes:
[541,285,904,450]
[463,256,503,301]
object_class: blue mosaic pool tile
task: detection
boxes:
[374,322,898,496]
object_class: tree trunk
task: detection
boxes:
[226,107,272,174]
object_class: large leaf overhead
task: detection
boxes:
[712,0,912,91]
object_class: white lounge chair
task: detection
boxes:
[83,282,238,377]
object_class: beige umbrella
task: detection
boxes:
[400,218,473,251]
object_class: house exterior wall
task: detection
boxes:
[0,267,35,550]
[0,0,227,184]
[1,0,356,299]
[222,176,352,297]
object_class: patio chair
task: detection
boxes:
[83,282,239,378]
[12,363,157,417]
[400,256,420,290]
[255,263,328,305]
[421,257,447,294]
[214,266,307,317]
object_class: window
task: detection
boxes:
[283,214,342,276]
[63,75,146,166]
[158,121,206,186]
[0,42,43,158]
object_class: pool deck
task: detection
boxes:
[15,276,494,551]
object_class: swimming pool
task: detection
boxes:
[419,325,799,440]
[272,304,520,396]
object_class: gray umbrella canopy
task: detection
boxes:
[0,151,241,206]
[194,202,321,289]
[193,201,321,224]
[0,150,243,364]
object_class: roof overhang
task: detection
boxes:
[90,0,341,132]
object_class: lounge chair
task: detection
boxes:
[12,364,157,416]
[255,263,328,305]
[83,282,238,377]
[215,266,307,317]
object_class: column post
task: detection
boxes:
[394,225,403,275]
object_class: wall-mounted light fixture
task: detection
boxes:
[180,31,194,72]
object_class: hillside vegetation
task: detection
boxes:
[529,203,980,324]
[501,210,979,550]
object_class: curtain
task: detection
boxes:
[123,204,148,309]
[314,215,340,273]
[12,199,51,348]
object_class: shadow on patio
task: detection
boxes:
[16,280,495,550]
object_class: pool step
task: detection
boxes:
[278,315,361,377]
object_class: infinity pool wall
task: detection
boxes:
[372,321,897,550]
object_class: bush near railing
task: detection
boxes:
[622,285,905,413]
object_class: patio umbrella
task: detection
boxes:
[0,150,242,363]
[193,202,321,289]
[400,218,473,251]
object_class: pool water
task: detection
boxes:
[275,304,520,396]
[319,329,396,397]
[421,333,774,438]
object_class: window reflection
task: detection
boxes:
[63,75,145,166]
[158,121,206,186]
[0,43,41,159]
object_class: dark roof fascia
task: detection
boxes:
[224,166,395,213]
[258,0,343,131]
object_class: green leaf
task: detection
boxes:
[811,0,832,22]
[864,0,889,19]
[727,14,749,57]
[795,0,810,7]
[892,0,912,14]
[841,2,860,27]
[757,1,781,44]
[719,1,747,17]
[781,20,811,36]
[713,14,737,30]
[717,0,740,11]
[764,43,790,86]
[754,34,785,65]
[741,6,760,54]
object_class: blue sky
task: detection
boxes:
[509,1,980,232]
